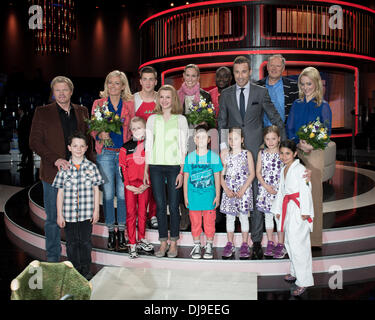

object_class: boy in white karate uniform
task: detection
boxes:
[271,140,314,296]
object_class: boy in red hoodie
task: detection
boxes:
[119,117,154,258]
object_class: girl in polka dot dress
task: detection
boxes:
[256,125,286,259]
[220,127,255,259]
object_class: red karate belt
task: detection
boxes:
[281,192,313,232]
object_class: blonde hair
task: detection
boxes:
[130,116,146,128]
[154,84,183,115]
[263,125,280,138]
[298,67,323,106]
[100,70,133,101]
[184,64,200,77]
[51,76,74,92]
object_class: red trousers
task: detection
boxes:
[125,180,150,245]
[189,209,216,239]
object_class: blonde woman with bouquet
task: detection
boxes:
[90,70,134,251]
[286,67,332,247]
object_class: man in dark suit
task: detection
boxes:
[218,56,286,260]
[30,76,93,262]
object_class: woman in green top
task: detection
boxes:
[144,85,189,258]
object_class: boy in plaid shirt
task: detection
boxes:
[52,131,104,280]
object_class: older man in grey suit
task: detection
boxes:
[218,55,286,260]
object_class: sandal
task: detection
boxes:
[155,241,168,258]
[284,274,297,282]
[291,285,306,296]
[167,241,178,258]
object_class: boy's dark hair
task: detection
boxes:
[194,124,210,135]
[68,131,88,146]
[139,66,157,78]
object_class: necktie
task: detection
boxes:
[240,87,245,120]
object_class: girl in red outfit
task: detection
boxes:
[119,117,154,258]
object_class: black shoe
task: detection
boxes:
[117,230,127,252]
[179,204,190,231]
[84,272,94,281]
[107,231,116,251]
[251,242,264,260]
[80,265,93,281]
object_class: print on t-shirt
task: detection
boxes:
[190,165,214,190]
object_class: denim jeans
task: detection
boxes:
[96,148,126,230]
[149,165,181,241]
[65,219,92,276]
[42,181,61,262]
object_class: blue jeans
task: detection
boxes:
[149,165,181,241]
[42,181,61,262]
[96,149,126,230]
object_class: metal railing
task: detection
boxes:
[139,1,375,63]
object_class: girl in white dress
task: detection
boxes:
[256,126,285,259]
[220,127,255,259]
[271,140,314,296]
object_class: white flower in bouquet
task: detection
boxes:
[95,110,102,120]
[102,102,109,113]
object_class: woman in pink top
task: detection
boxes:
[91,70,134,251]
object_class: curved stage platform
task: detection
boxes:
[4,161,375,293]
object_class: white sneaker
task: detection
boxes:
[137,238,154,252]
[190,243,202,259]
[150,216,158,228]
[203,242,213,259]
[129,244,138,259]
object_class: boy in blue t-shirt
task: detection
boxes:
[183,125,223,259]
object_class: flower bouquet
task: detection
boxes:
[296,117,330,150]
[186,97,216,128]
[85,101,124,147]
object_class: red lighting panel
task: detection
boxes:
[139,0,375,29]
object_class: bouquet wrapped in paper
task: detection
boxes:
[186,97,216,128]
[85,101,124,147]
[296,117,330,150]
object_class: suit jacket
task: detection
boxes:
[256,76,299,123]
[29,102,94,184]
[217,82,286,161]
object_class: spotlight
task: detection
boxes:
[170,2,174,7]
